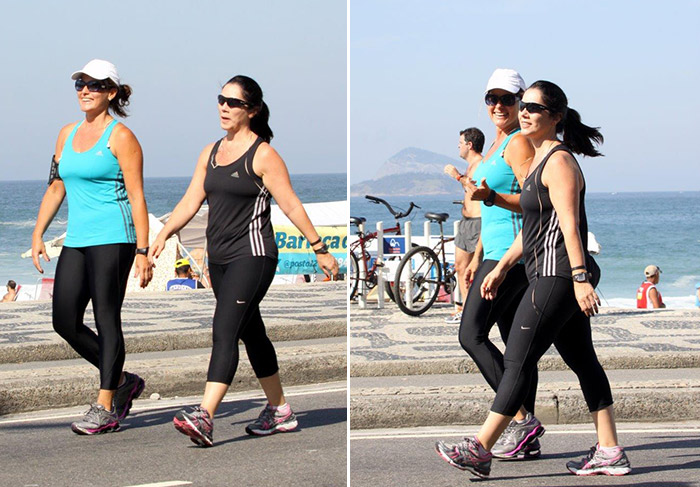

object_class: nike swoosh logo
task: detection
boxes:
[236,300,246,304]
[521,326,531,330]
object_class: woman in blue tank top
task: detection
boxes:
[31,59,152,435]
[446,69,546,460]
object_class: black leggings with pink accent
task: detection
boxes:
[52,244,135,390]
[207,256,279,385]
[491,276,613,416]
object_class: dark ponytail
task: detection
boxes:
[106,81,132,118]
[225,75,273,142]
[529,80,603,157]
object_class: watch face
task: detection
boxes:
[573,273,587,282]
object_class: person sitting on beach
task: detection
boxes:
[636,265,665,309]
[166,259,204,290]
[443,127,484,324]
[1,280,18,302]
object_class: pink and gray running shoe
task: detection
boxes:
[173,406,213,447]
[491,412,545,459]
[71,404,120,435]
[245,404,299,436]
[566,444,631,476]
[435,436,493,478]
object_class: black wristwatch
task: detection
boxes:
[313,243,330,255]
[135,247,149,256]
[484,189,496,207]
[572,272,589,283]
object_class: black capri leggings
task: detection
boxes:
[492,276,613,416]
[52,244,135,390]
[207,256,279,385]
[459,260,538,413]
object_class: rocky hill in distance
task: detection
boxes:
[351,147,465,197]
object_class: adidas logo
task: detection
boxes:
[525,184,532,191]
[95,150,103,156]
[231,171,239,178]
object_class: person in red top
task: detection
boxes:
[636,265,665,309]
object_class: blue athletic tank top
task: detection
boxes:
[58,120,136,247]
[471,130,522,261]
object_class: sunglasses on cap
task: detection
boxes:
[484,93,520,107]
[217,94,250,109]
[519,100,554,114]
[74,79,109,92]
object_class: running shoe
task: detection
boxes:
[566,444,631,476]
[435,436,492,478]
[444,310,463,324]
[113,371,145,420]
[71,404,120,435]
[173,406,213,447]
[245,403,299,436]
[491,413,545,459]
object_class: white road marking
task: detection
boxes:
[0,383,347,425]
[123,482,192,487]
[351,427,700,440]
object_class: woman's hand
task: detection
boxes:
[148,234,167,263]
[574,281,600,317]
[465,178,491,201]
[480,265,506,300]
[316,252,339,280]
[133,254,153,288]
[464,259,480,289]
[31,235,49,274]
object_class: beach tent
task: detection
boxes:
[160,200,348,248]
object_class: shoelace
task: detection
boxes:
[494,421,517,445]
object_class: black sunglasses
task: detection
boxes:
[75,79,109,92]
[217,94,250,109]
[484,93,520,107]
[518,100,553,114]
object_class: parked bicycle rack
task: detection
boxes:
[361,217,462,310]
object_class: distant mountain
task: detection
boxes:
[351,147,465,196]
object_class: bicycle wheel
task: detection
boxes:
[393,246,441,316]
[348,250,359,300]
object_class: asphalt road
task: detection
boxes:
[350,422,700,486]
[0,382,347,487]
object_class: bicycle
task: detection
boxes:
[393,211,458,316]
[349,195,420,301]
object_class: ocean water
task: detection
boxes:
[0,173,346,287]
[350,192,700,308]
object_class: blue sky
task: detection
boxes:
[350,0,700,192]
[0,0,346,181]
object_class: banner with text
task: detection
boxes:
[274,225,347,275]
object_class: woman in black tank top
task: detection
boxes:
[150,75,339,447]
[436,81,631,478]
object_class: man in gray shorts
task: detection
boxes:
[444,127,484,324]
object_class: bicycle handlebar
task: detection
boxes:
[365,195,420,220]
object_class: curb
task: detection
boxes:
[350,384,700,429]
[0,349,346,416]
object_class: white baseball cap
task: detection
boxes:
[485,68,526,94]
[71,59,120,85]
[644,265,662,277]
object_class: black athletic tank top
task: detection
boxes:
[520,145,589,282]
[203,137,278,264]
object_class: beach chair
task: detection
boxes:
[36,278,55,300]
